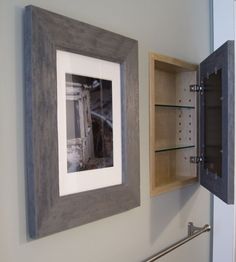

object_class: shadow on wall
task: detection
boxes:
[149,184,199,244]
[15,5,28,244]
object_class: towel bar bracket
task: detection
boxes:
[188,222,203,236]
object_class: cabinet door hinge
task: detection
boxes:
[189,84,204,93]
[190,156,203,164]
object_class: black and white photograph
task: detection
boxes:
[66,73,113,173]
[57,50,122,196]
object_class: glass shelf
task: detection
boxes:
[155,145,195,152]
[155,104,195,109]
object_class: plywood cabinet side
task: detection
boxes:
[149,54,156,193]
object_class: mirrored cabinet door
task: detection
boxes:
[200,41,234,204]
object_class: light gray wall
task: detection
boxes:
[0,0,211,262]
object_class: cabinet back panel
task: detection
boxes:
[155,69,196,106]
[155,148,197,188]
[155,69,176,105]
[175,72,196,107]
[155,107,196,149]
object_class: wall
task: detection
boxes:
[0,0,211,261]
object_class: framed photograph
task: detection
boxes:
[24,5,139,238]
[57,51,122,196]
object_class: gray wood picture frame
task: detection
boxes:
[24,5,140,239]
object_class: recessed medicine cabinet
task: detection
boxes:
[149,41,234,204]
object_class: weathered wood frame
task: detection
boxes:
[199,40,234,204]
[24,5,139,239]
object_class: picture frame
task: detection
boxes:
[24,5,140,238]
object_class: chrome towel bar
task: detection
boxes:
[143,222,211,262]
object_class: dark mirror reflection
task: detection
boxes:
[203,69,222,177]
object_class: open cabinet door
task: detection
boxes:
[199,41,234,204]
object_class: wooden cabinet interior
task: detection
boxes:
[149,53,198,196]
